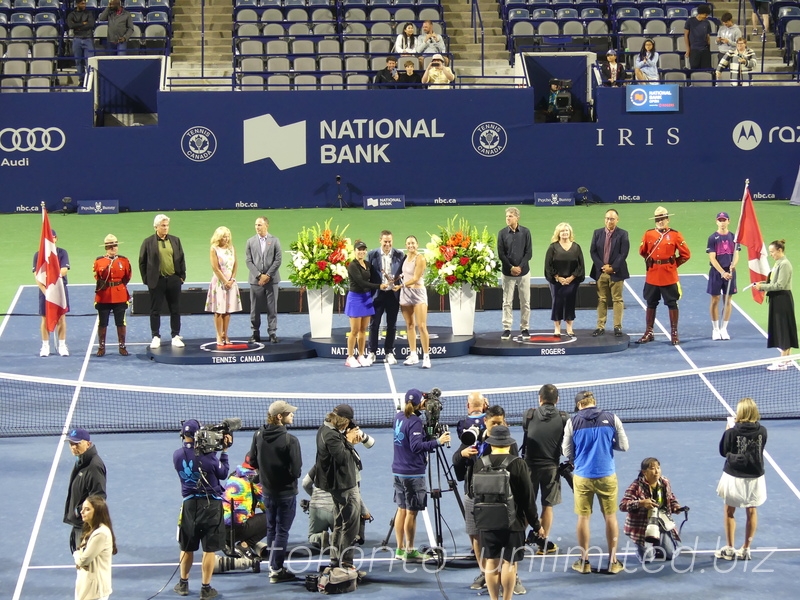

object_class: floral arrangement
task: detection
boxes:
[425,216,500,294]
[288,220,352,294]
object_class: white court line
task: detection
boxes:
[0,285,25,338]
[13,318,99,600]
[624,280,800,503]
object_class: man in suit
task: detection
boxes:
[589,209,630,337]
[366,230,404,365]
[139,213,186,349]
[245,216,282,343]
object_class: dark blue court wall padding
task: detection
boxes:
[2,87,800,212]
[95,57,161,115]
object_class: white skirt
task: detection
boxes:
[716,471,767,508]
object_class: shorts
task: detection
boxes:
[464,495,477,537]
[178,497,225,553]
[755,1,770,14]
[573,474,618,516]
[716,472,767,508]
[707,269,737,296]
[528,464,562,507]
[400,287,427,306]
[39,287,69,316]
[393,475,428,511]
[478,529,526,563]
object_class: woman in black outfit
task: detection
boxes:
[345,240,384,368]
[544,222,585,336]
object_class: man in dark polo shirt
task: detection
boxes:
[684,4,713,70]
[139,213,186,349]
[497,207,532,340]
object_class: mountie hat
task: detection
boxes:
[485,425,514,447]
[66,428,90,443]
[333,404,355,422]
[716,212,730,221]
[182,419,201,438]
[101,234,120,247]
[650,206,675,220]
[405,388,424,407]
[269,400,298,417]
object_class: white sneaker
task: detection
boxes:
[345,356,361,368]
[421,355,431,369]
[150,336,161,349]
[386,353,397,365]
[712,329,721,340]
[404,354,419,366]
[767,362,788,371]
[58,342,70,357]
[171,336,185,348]
[40,342,50,357]
[714,546,736,560]
[737,547,751,560]
[365,352,376,366]
[720,328,730,340]
[357,355,371,367]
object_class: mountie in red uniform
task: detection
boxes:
[637,209,691,345]
[93,238,132,356]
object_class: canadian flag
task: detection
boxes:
[34,208,68,331]
[734,182,770,304]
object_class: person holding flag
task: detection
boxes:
[707,212,739,340]
[755,240,797,370]
[33,210,69,357]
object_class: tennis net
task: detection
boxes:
[1,356,798,437]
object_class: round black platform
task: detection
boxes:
[470,330,630,356]
[302,326,474,359]
[146,339,316,364]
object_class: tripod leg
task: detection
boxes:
[380,514,396,549]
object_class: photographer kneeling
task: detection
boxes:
[392,389,451,561]
[173,419,232,600]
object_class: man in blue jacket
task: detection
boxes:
[589,209,630,337]
[562,391,629,575]
[366,230,404,364]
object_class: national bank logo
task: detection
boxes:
[243,114,306,170]
[732,121,762,151]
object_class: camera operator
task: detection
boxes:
[456,391,489,442]
[391,389,451,561]
[172,419,231,600]
[314,404,370,575]
[536,79,575,123]
[521,384,566,555]
[453,402,525,594]
[248,401,302,584]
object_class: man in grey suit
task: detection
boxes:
[589,209,630,337]
[245,216,282,343]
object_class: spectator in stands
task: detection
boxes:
[716,38,757,86]
[422,54,454,89]
[716,13,743,63]
[205,226,242,347]
[751,0,770,40]
[398,59,423,89]
[394,22,421,68]
[374,56,400,89]
[139,214,186,349]
[600,49,627,87]
[93,234,132,357]
[99,0,134,55]
[33,230,69,357]
[544,222,585,337]
[67,0,96,78]
[684,4,713,70]
[417,20,449,66]
[634,39,659,83]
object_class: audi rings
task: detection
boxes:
[0,127,66,152]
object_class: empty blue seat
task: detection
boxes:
[642,7,665,19]
[125,0,146,10]
[37,0,59,9]
[0,0,11,9]
[10,12,32,23]
[580,8,602,19]
[33,11,56,23]
[236,0,258,6]
[532,8,555,20]
[147,0,170,7]
[615,7,639,19]
[12,0,34,10]
[146,10,168,23]
[131,12,144,22]
[259,0,281,5]
[284,0,305,5]
[508,8,530,21]
[556,8,579,19]
[666,7,689,19]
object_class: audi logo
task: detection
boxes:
[0,127,66,152]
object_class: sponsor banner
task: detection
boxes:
[625,85,680,112]
[363,195,406,210]
[534,192,575,207]
[77,200,119,214]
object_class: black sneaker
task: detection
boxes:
[614,327,623,337]
[535,541,558,555]
[199,585,218,600]
[501,330,512,340]
[270,567,298,583]
[592,328,605,336]
[520,329,530,337]
[173,580,189,596]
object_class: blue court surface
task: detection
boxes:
[1,274,799,600]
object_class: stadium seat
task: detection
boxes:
[236,0,258,6]
[27,76,50,91]
[30,58,52,74]
[240,56,264,72]
[394,0,415,5]
[580,8,602,20]
[286,8,308,22]
[508,8,530,21]
[658,53,681,70]
[344,8,366,21]
[642,8,665,20]
[666,7,688,19]
[562,20,584,36]
[144,23,167,51]
[343,38,366,53]
[394,8,415,22]
[342,0,367,5]
[313,22,336,35]
[531,8,555,21]
[0,0,10,9]
[644,20,668,35]
[1,77,25,92]
[368,38,390,53]
[264,39,288,54]
[125,0,146,11]
[369,55,385,70]
[10,23,33,42]
[345,73,370,89]
[287,22,309,35]
[653,36,673,53]
[267,74,291,90]
[284,0,305,6]
[370,22,392,37]
[236,8,258,23]
[239,39,263,55]
[307,0,331,5]
[618,20,642,36]
[615,8,639,20]
[311,8,334,21]
[33,12,56,24]
[669,19,686,34]
[319,55,342,70]
[240,75,264,90]
[12,0,35,10]
[10,12,32,24]
[625,36,645,53]
[291,38,314,53]
[663,71,686,84]
[259,0,280,5]
[293,56,316,71]
[690,71,713,86]
[35,23,57,38]
[294,74,318,90]
[3,58,26,74]
[147,0,169,8]
[345,55,368,71]
[675,36,685,52]
[37,0,59,9]
[317,38,340,53]
[418,8,439,21]
[93,23,107,47]
[371,0,391,5]
[131,13,144,23]
[260,23,284,36]
[511,20,535,52]
[146,11,169,24]
[320,73,344,89]
[32,40,54,57]
[368,8,390,21]
[261,8,282,21]
[586,20,608,36]
[267,56,290,71]
[556,8,579,20]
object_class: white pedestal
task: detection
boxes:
[307,286,334,339]
[449,283,476,336]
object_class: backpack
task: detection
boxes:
[316,566,358,595]
[471,455,518,531]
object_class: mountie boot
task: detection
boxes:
[637,308,656,343]
[669,308,680,345]
[117,326,129,356]
[96,327,107,357]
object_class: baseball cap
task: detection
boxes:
[354,240,367,250]
[182,419,201,438]
[66,428,90,443]
[333,404,355,422]
[607,49,617,56]
[716,212,730,221]
[405,388,424,407]
[269,400,298,417]
[574,391,595,411]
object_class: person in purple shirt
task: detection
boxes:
[172,419,231,599]
[391,388,450,560]
[32,229,70,357]
[707,212,739,340]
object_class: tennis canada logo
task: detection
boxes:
[732,121,762,151]
[181,126,217,162]
[471,122,507,157]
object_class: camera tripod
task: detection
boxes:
[381,442,464,567]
